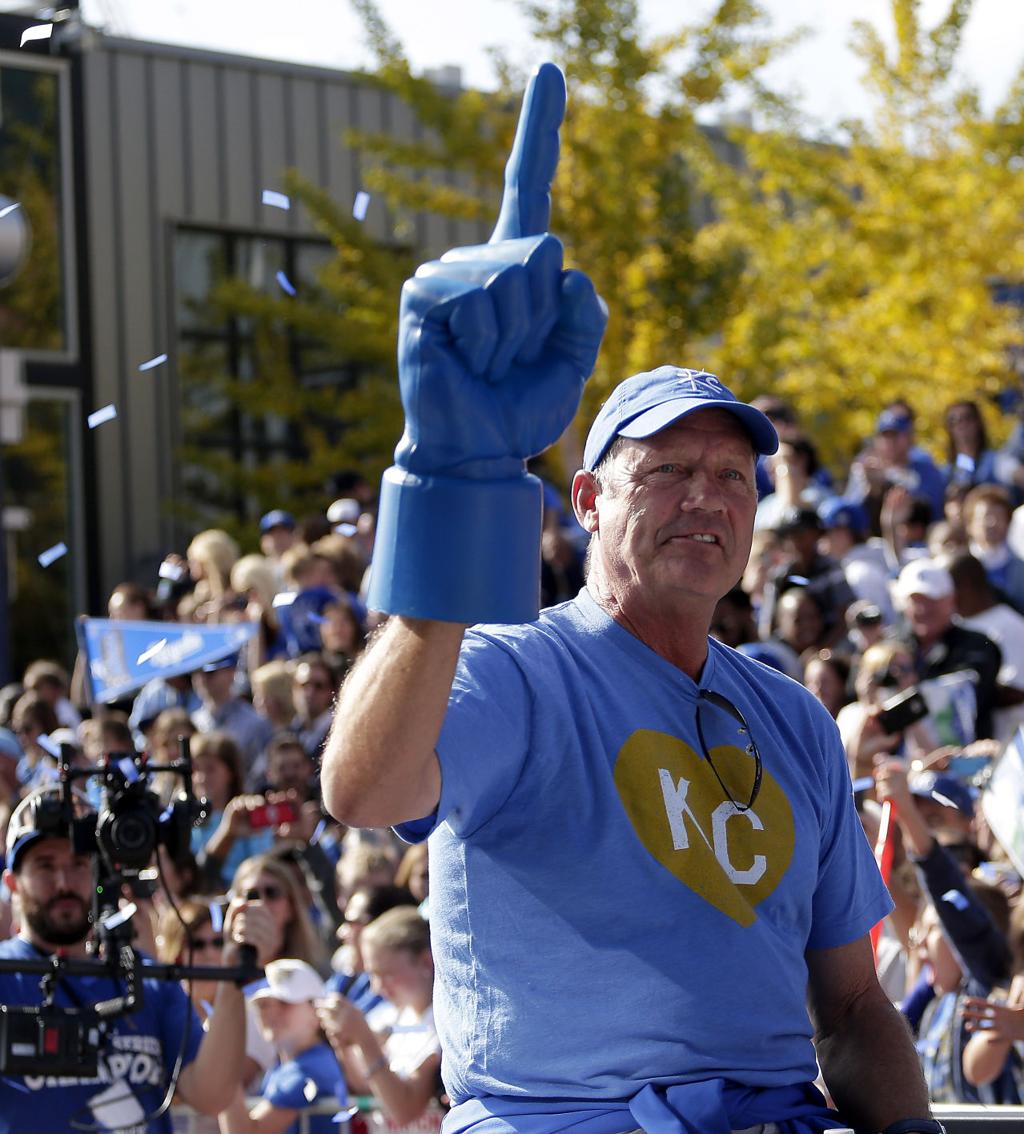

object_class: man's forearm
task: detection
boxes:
[321,615,465,827]
[181,982,247,1115]
[816,989,930,1130]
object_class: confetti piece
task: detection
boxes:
[334,523,358,537]
[956,453,976,473]
[303,1080,318,1102]
[37,733,61,759]
[276,269,296,296]
[353,191,370,221]
[262,189,291,210]
[20,24,53,47]
[88,403,118,429]
[136,637,168,665]
[272,591,298,608]
[311,818,327,846]
[159,560,186,582]
[333,1106,360,1123]
[851,776,874,794]
[138,353,168,372]
[933,792,961,811]
[0,202,21,220]
[37,541,68,568]
[941,888,969,911]
[201,999,215,1018]
[209,901,224,932]
[788,575,810,586]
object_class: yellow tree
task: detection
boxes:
[348,0,797,472]
[689,0,1024,469]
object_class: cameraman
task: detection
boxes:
[0,788,277,1133]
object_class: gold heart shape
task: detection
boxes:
[614,729,794,926]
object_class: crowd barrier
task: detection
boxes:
[933,1105,1024,1132]
[168,1100,1024,1134]
[170,1095,446,1134]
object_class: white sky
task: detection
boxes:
[7,1,1024,129]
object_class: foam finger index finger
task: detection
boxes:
[490,62,566,244]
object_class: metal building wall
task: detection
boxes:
[79,36,477,598]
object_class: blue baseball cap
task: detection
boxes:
[876,409,912,434]
[818,496,869,536]
[199,651,239,673]
[260,509,295,534]
[910,772,975,817]
[583,366,779,471]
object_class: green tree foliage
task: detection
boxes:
[339,0,794,475]
[197,0,1024,515]
[690,0,1024,468]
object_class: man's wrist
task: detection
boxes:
[368,466,543,623]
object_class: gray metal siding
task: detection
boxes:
[81,38,488,596]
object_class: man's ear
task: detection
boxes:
[571,470,600,534]
[3,868,17,897]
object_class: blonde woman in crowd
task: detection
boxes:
[188,528,240,606]
[231,853,330,975]
[318,908,443,1133]
[231,554,284,669]
[251,660,297,732]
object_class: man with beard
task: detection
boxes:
[0,787,277,1134]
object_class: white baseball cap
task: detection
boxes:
[327,498,361,525]
[250,958,326,1004]
[893,558,954,604]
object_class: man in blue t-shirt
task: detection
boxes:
[321,64,943,1134]
[0,788,277,1133]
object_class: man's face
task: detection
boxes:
[583,410,758,608]
[875,428,912,465]
[8,838,92,947]
[776,591,823,653]
[904,592,954,642]
[268,744,311,793]
[293,663,334,720]
[819,526,854,560]
[196,666,235,705]
[967,500,1010,549]
[260,525,296,558]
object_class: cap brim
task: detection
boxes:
[251,987,309,1005]
[617,399,779,456]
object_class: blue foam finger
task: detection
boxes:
[370,64,606,624]
[490,62,566,244]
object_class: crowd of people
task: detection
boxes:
[3,386,1024,1126]
[13,52,1024,1134]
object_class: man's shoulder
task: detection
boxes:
[0,937,34,960]
[466,593,593,656]
[946,621,1001,653]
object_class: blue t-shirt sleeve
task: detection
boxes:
[264,1047,346,1110]
[397,630,532,842]
[263,1060,308,1110]
[807,713,894,951]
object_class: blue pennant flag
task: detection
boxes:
[76,617,258,703]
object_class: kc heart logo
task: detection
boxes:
[614,729,794,926]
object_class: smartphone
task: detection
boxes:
[877,687,929,735]
[247,800,299,829]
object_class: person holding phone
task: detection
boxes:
[890,558,1002,741]
[322,63,938,1134]
[190,731,275,888]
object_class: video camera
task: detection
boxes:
[0,740,260,1081]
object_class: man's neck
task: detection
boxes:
[587,579,712,679]
[20,930,90,959]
